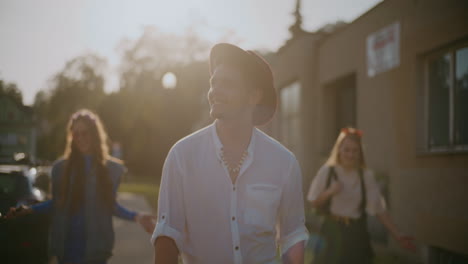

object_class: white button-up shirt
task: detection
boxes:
[151,123,309,264]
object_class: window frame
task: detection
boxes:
[424,40,468,154]
[279,80,302,159]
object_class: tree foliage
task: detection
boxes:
[0,80,23,105]
[34,54,108,161]
[109,26,211,177]
[34,28,212,180]
[118,25,210,92]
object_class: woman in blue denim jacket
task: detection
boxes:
[6,109,155,264]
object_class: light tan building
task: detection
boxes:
[270,0,468,262]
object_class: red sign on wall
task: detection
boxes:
[366,22,400,77]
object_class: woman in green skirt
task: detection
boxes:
[307,127,415,264]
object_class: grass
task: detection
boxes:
[118,182,159,210]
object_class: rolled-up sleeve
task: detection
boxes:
[150,147,186,253]
[276,158,309,256]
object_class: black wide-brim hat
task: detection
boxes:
[209,43,277,126]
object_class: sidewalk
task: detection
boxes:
[109,192,154,264]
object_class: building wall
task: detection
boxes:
[272,0,468,259]
[270,33,322,186]
[317,0,468,256]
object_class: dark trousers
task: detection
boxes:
[313,216,374,264]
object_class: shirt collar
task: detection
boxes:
[210,121,256,172]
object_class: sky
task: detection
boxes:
[0,0,382,105]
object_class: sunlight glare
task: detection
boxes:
[162,72,177,89]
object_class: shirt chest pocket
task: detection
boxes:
[244,184,281,230]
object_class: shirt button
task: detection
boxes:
[232,216,236,221]
[235,246,239,250]
[233,186,236,191]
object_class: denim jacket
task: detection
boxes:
[49,158,126,262]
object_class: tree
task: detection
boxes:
[33,27,214,181]
[0,80,23,105]
[34,54,108,160]
[99,26,212,178]
[117,25,210,92]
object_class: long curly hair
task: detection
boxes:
[57,109,115,213]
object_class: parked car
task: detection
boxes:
[0,160,51,264]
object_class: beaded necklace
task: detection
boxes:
[220,147,248,173]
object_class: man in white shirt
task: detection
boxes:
[152,43,309,264]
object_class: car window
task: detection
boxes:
[0,174,17,195]
[0,173,30,197]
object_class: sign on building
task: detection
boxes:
[366,21,400,77]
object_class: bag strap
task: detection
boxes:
[358,168,367,215]
[322,166,337,215]
[323,167,367,216]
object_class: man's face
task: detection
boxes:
[207,64,257,122]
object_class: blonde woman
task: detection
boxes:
[307,127,415,264]
[7,109,155,264]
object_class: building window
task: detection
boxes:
[280,81,302,159]
[426,43,468,152]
